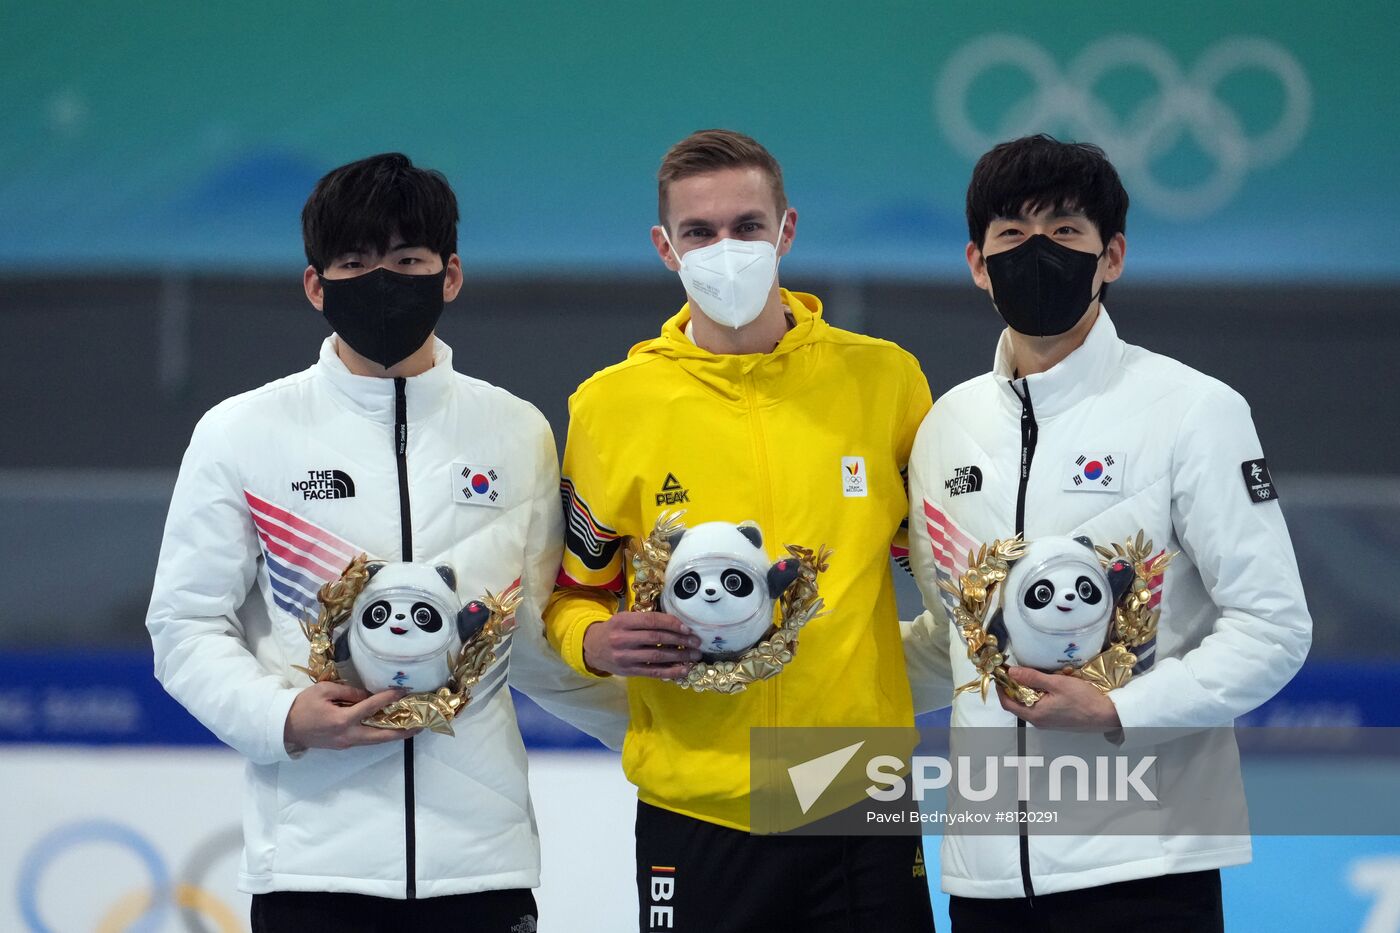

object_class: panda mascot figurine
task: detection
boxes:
[661,521,802,660]
[992,536,1136,672]
[332,561,491,694]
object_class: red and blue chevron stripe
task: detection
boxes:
[923,499,976,618]
[245,490,361,621]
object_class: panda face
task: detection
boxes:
[1016,566,1106,635]
[355,591,454,663]
[345,561,466,691]
[669,564,761,626]
[360,599,444,635]
[672,567,756,602]
[1022,575,1103,611]
[660,521,783,660]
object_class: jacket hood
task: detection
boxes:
[623,289,828,404]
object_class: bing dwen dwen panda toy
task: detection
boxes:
[661,521,802,660]
[994,536,1136,672]
[333,561,490,693]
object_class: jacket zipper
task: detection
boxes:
[742,372,781,818]
[394,376,417,900]
[1011,377,1037,905]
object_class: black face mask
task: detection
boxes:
[983,234,1103,337]
[319,268,447,368]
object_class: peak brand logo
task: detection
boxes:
[291,469,355,500]
[655,473,690,506]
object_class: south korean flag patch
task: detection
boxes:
[453,463,505,508]
[1063,452,1124,492]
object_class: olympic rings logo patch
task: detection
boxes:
[935,35,1312,217]
[16,820,244,933]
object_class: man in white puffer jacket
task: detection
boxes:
[904,135,1311,931]
[146,153,628,932]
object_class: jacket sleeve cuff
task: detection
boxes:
[260,686,304,764]
[1105,659,1219,749]
[560,617,610,679]
[1105,687,1144,748]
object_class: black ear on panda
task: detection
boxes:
[1072,535,1095,552]
[736,523,763,550]
[985,608,1009,654]
[666,528,686,552]
[365,560,388,580]
[457,600,492,642]
[1106,558,1137,606]
[332,632,352,663]
[766,557,801,597]
[435,564,457,592]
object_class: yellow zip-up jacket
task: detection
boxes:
[545,290,932,831]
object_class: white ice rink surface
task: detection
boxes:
[530,750,638,931]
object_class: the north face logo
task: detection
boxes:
[655,473,690,506]
[291,469,355,500]
[945,465,982,496]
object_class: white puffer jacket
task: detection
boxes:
[904,309,1311,898]
[147,336,628,899]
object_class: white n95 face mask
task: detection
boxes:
[662,217,784,330]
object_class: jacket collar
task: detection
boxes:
[315,335,456,424]
[992,307,1125,419]
[625,289,827,404]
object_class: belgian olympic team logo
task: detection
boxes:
[17,820,243,932]
[935,35,1312,217]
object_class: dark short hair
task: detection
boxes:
[965,134,1128,250]
[301,153,459,272]
[657,129,786,228]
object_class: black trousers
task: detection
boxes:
[250,888,538,933]
[635,800,936,933]
[949,868,1224,933]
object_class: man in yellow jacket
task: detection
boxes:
[545,129,937,932]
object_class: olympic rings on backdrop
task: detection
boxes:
[172,826,243,933]
[935,35,1313,218]
[95,884,241,933]
[16,819,243,933]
